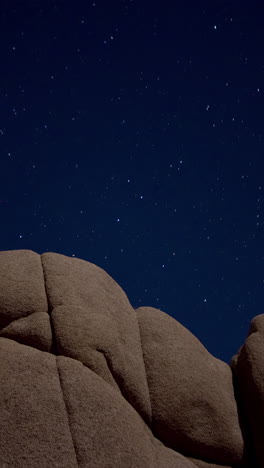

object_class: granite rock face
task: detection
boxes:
[0,249,260,467]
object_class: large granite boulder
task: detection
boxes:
[0,249,259,467]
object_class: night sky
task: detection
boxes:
[1,1,264,364]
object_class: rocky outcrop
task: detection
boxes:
[0,249,260,466]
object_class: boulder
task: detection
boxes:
[0,249,258,466]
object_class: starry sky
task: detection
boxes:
[1,0,264,364]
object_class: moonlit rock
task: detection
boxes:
[0,249,259,466]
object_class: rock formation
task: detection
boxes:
[0,249,261,467]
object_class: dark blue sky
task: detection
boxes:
[1,0,264,363]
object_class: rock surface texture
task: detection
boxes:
[0,249,261,467]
